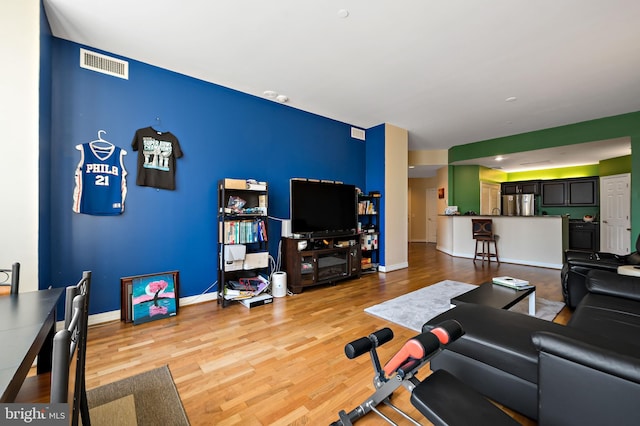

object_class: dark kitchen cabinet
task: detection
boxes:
[541,181,566,206]
[502,183,518,195]
[541,177,599,207]
[501,180,540,195]
[569,221,600,251]
[568,178,598,206]
[520,181,540,194]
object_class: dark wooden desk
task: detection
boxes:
[0,287,64,402]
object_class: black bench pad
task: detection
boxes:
[411,370,519,426]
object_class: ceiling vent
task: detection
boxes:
[351,127,366,141]
[80,48,129,80]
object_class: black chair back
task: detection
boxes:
[51,271,91,426]
[0,262,20,295]
[472,219,494,240]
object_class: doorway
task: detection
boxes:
[426,188,437,242]
[600,173,631,254]
[480,182,501,215]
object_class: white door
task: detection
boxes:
[426,188,437,242]
[480,182,501,215]
[600,174,631,254]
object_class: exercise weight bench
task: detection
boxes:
[331,320,519,426]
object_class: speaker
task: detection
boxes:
[272,271,287,298]
[281,220,292,237]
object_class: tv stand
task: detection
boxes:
[282,236,361,293]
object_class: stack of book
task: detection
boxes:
[224,275,269,300]
[492,276,534,290]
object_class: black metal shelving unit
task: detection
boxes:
[217,179,269,307]
[358,192,380,273]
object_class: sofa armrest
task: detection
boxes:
[533,331,640,382]
[564,249,622,262]
[563,252,622,273]
[586,269,640,302]
[533,332,640,426]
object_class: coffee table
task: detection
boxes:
[450,282,536,316]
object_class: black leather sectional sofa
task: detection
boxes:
[424,269,640,425]
[561,235,640,308]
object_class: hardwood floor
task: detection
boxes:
[19,243,570,425]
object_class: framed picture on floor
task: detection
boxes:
[121,270,179,325]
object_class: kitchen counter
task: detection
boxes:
[436,215,569,269]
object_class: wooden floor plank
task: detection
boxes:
[18,243,570,425]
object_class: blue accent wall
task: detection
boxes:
[365,124,385,266]
[45,38,367,315]
[39,1,53,289]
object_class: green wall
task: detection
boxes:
[448,111,640,244]
[541,205,599,219]
[452,165,480,214]
[600,155,632,176]
[449,111,640,163]
[453,163,608,214]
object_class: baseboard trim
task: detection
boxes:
[76,292,219,328]
[447,251,561,270]
[436,245,453,255]
[379,262,409,273]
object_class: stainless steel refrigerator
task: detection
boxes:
[502,194,535,216]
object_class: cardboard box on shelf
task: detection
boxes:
[224,178,247,189]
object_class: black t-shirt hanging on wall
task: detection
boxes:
[131,127,183,190]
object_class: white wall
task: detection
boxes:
[0,0,40,291]
[439,215,567,269]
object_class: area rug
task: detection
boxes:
[86,365,190,426]
[364,280,565,332]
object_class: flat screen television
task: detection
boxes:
[290,179,358,238]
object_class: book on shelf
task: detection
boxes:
[358,200,377,215]
[492,276,534,290]
[223,288,254,300]
[222,219,267,244]
[224,275,269,299]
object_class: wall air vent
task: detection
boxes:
[80,48,129,80]
[351,127,366,141]
[519,160,551,166]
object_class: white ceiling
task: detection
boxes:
[43,1,640,177]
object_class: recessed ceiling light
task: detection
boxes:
[263,90,278,98]
[275,94,289,103]
[505,96,517,102]
[337,9,349,18]
[495,156,504,161]
[409,166,415,169]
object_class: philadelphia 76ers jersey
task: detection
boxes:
[72,142,128,215]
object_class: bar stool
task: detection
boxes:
[472,219,500,264]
